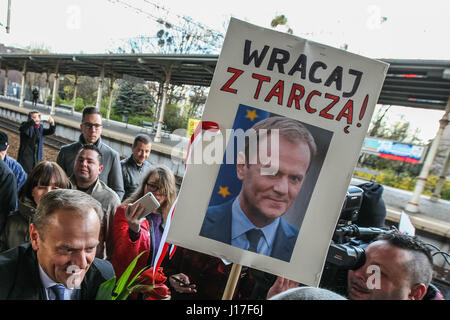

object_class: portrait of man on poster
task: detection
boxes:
[200,112,331,262]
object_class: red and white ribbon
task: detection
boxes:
[152,121,220,281]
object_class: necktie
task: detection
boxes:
[50,284,66,300]
[246,229,263,253]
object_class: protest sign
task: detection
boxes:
[167,18,389,286]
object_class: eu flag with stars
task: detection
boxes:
[209,104,270,206]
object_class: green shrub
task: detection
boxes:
[354,168,450,200]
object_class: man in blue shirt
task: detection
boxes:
[200,117,317,262]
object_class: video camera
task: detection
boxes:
[319,186,395,294]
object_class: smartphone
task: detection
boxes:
[170,276,189,287]
[40,114,50,121]
[130,192,160,219]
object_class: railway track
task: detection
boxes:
[0,117,73,150]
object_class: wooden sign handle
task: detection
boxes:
[222,264,242,300]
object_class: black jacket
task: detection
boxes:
[18,119,56,174]
[0,243,115,300]
[0,159,17,234]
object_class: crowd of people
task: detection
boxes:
[0,107,444,300]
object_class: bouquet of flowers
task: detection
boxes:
[96,251,170,300]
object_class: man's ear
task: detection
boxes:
[236,152,246,181]
[98,165,104,174]
[409,283,427,300]
[29,224,40,251]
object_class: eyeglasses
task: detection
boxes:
[146,182,160,193]
[82,122,103,130]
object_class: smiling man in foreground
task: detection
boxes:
[0,189,114,300]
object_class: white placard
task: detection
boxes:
[167,18,389,286]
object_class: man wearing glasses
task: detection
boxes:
[57,107,125,200]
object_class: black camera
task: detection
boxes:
[319,186,394,295]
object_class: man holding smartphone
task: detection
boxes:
[18,110,55,174]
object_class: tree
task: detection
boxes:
[116,13,224,55]
[133,83,155,115]
[113,80,135,118]
[186,86,207,118]
[113,10,219,126]
[113,80,155,119]
[270,14,293,35]
[164,104,187,132]
[368,105,391,137]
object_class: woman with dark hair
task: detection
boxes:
[0,161,70,252]
[110,165,178,279]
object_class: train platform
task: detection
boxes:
[0,96,187,159]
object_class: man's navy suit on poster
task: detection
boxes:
[199,198,298,262]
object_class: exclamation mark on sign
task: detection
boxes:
[356,94,369,128]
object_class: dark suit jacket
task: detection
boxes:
[0,243,115,300]
[199,198,299,262]
[18,120,56,174]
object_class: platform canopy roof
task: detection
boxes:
[0,53,449,110]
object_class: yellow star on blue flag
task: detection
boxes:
[209,104,270,206]
[245,109,259,121]
[218,186,231,198]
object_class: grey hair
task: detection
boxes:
[269,286,347,300]
[32,189,103,238]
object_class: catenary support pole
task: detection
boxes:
[43,72,50,108]
[3,66,8,96]
[106,76,115,121]
[50,61,60,116]
[19,60,27,108]
[72,72,78,115]
[430,146,450,202]
[95,66,105,111]
[154,66,172,143]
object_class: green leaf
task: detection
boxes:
[116,287,132,300]
[127,265,149,289]
[128,284,154,294]
[112,251,147,300]
[95,276,117,300]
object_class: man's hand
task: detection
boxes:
[169,273,197,294]
[266,276,299,299]
[125,203,146,233]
